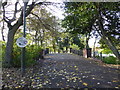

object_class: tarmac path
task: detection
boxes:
[2,53,120,89]
[36,53,120,89]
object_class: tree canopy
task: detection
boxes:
[62,2,120,60]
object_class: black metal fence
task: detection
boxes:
[93,52,103,60]
[70,48,83,56]
[70,48,92,58]
[43,48,92,58]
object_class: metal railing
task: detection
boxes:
[70,48,83,56]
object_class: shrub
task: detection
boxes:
[101,48,112,54]
[1,38,43,67]
[11,44,42,67]
[102,56,120,64]
[70,44,80,50]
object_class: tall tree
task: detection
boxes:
[95,2,120,60]
[62,2,96,49]
[1,1,51,66]
[62,2,120,60]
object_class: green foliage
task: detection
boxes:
[1,41,6,62]
[47,46,54,53]
[72,35,84,49]
[99,37,120,50]
[102,56,120,64]
[11,44,42,67]
[11,45,21,67]
[62,2,96,35]
[102,49,113,54]
[70,44,80,50]
[2,41,42,67]
[63,36,69,48]
[63,2,120,60]
[63,2,119,36]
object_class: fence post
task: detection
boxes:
[78,50,80,55]
[83,49,86,58]
[100,52,102,61]
[70,48,72,53]
[93,51,95,58]
[83,48,92,58]
[87,48,92,58]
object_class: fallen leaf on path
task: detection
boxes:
[83,83,88,86]
[112,80,118,82]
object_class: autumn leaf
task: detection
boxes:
[83,83,88,86]
[74,66,77,68]
[112,80,118,82]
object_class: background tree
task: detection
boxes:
[27,6,53,48]
[27,5,61,52]
[71,34,84,49]
[62,36,69,52]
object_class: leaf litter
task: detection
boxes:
[2,54,120,89]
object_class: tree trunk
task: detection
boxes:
[4,17,23,66]
[66,47,68,53]
[98,12,120,61]
[4,30,15,67]
[84,32,90,49]
[93,37,97,58]
[53,43,56,53]
[40,40,43,47]
[102,36,120,60]
[3,2,38,67]
[86,38,89,49]
[86,36,90,49]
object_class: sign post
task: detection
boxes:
[21,1,27,76]
[16,37,27,76]
[16,1,27,76]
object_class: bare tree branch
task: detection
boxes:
[11,1,19,22]
[2,1,13,28]
[1,21,5,41]
[93,24,102,37]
